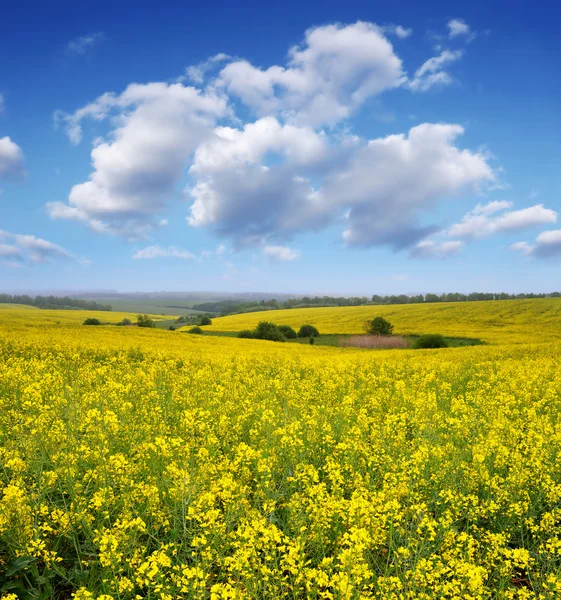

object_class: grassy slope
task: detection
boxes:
[200,298,561,344]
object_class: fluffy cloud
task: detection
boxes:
[411,240,464,258]
[0,230,87,266]
[409,50,463,91]
[132,245,196,260]
[52,20,488,258]
[67,32,104,55]
[49,83,229,237]
[447,19,472,39]
[330,124,493,247]
[511,231,561,258]
[448,201,557,238]
[217,21,406,127]
[263,245,300,261]
[0,137,25,179]
[188,122,493,250]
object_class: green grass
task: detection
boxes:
[184,329,483,348]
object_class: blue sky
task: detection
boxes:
[1,0,560,295]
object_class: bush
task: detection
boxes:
[298,324,319,338]
[116,317,132,326]
[278,325,297,339]
[237,330,255,339]
[413,334,448,349]
[188,326,203,334]
[309,336,315,345]
[364,316,394,336]
[198,315,212,326]
[83,318,101,326]
[254,321,285,342]
[137,314,155,328]
[168,325,176,331]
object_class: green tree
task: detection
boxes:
[198,315,212,326]
[278,325,297,339]
[137,314,155,328]
[364,316,394,336]
[298,324,319,338]
[83,318,101,326]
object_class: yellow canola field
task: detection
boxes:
[204,298,561,344]
[2,303,561,599]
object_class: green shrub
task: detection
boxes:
[198,315,212,326]
[116,317,132,326]
[413,334,448,349]
[364,316,394,336]
[298,324,319,338]
[137,314,155,328]
[168,325,176,331]
[83,318,101,326]
[237,330,255,339]
[254,321,285,342]
[188,326,204,334]
[309,336,315,345]
[278,325,297,339]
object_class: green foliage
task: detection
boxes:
[116,317,132,326]
[188,326,203,334]
[137,314,155,328]
[237,329,256,339]
[309,336,315,345]
[198,315,213,326]
[298,324,319,338]
[413,334,449,349]
[168,325,176,331]
[364,316,394,336]
[83,318,101,325]
[254,321,286,342]
[278,325,297,339]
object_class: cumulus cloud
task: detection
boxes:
[67,32,105,55]
[52,20,490,257]
[0,136,25,179]
[447,19,472,39]
[217,21,406,127]
[263,245,300,261]
[188,122,493,250]
[411,240,464,258]
[409,50,463,91]
[49,82,229,237]
[448,201,557,238]
[511,231,561,258]
[0,230,88,266]
[132,245,196,260]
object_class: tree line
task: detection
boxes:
[192,292,561,317]
[0,294,112,311]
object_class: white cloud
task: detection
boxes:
[184,53,231,84]
[132,245,196,260]
[411,240,464,258]
[511,230,561,258]
[393,25,413,39]
[0,230,87,265]
[50,82,229,238]
[0,136,25,179]
[409,50,463,91]
[67,32,104,55]
[448,201,557,238]
[188,122,493,250]
[447,19,472,39]
[217,21,406,127]
[263,245,300,261]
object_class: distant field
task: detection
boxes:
[201,298,561,344]
[75,297,207,316]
